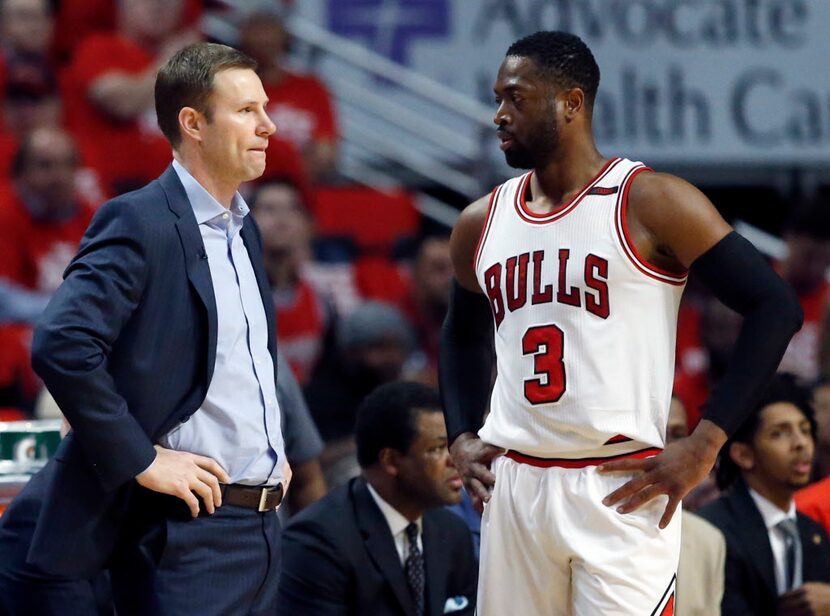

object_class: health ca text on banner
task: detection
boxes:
[299,0,830,165]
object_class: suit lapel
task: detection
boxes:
[729,483,777,594]
[423,513,449,616]
[159,166,218,385]
[798,513,826,581]
[240,219,277,360]
[352,478,415,616]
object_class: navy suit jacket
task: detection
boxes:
[28,165,279,577]
[699,480,830,616]
[277,477,477,616]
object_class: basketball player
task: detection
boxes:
[439,31,802,615]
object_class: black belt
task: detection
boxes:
[220,483,284,512]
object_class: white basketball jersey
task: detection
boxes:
[475,157,686,456]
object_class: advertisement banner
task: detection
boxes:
[297,0,830,165]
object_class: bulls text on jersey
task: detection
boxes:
[482,249,610,329]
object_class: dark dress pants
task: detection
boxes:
[110,490,282,616]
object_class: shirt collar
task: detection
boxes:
[366,482,422,539]
[171,159,249,226]
[749,487,797,531]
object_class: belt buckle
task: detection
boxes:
[257,487,271,512]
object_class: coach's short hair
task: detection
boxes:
[715,373,817,490]
[506,31,600,107]
[155,42,257,149]
[355,381,442,468]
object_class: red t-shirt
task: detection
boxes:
[274,278,327,385]
[61,33,172,194]
[0,185,95,398]
[52,0,202,63]
[0,184,95,291]
[264,72,337,152]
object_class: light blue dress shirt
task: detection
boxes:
[160,160,286,487]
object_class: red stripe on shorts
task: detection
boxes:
[660,594,674,616]
[505,447,662,469]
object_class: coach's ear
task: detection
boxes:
[728,441,755,472]
[178,106,205,144]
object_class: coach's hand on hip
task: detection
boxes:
[597,420,727,528]
[450,432,506,511]
[136,444,231,517]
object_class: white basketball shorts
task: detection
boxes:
[477,450,680,616]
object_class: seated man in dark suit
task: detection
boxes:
[277,380,477,616]
[700,374,830,616]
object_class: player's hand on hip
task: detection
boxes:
[598,422,725,528]
[136,445,231,517]
[449,432,505,510]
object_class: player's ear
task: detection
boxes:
[728,441,755,472]
[561,88,584,121]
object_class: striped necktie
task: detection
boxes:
[776,518,802,592]
[405,522,425,616]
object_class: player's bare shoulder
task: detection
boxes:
[627,170,731,269]
[450,194,491,292]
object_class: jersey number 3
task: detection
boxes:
[522,324,566,404]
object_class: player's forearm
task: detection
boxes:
[687,419,727,465]
[692,231,803,436]
[439,281,495,444]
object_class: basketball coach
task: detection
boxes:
[28,42,290,615]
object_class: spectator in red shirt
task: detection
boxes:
[0,0,54,86]
[0,127,97,410]
[50,0,202,64]
[239,12,338,182]
[60,0,198,194]
[0,65,58,176]
[250,179,332,386]
[674,295,744,430]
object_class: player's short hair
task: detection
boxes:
[355,381,442,468]
[506,31,600,108]
[715,373,817,490]
[155,42,257,149]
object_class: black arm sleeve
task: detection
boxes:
[691,231,803,436]
[439,280,495,444]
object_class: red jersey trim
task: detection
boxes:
[514,157,622,225]
[614,166,688,286]
[473,184,502,271]
[505,446,662,469]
